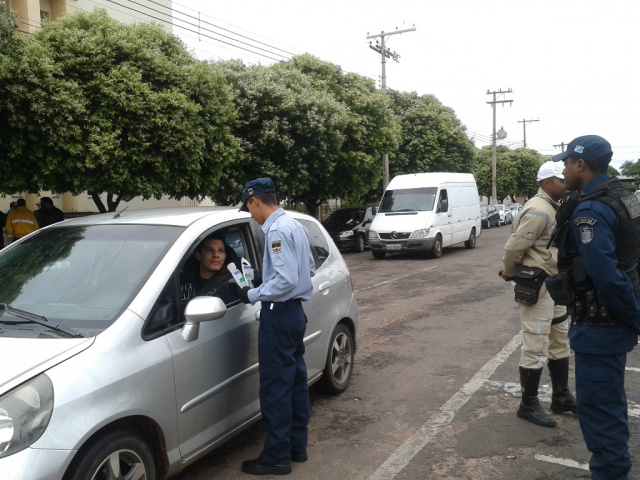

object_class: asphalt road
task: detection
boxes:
[172,224,640,480]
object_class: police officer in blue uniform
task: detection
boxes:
[237,177,316,476]
[550,135,640,479]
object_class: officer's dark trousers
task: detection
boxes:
[258,299,310,465]
[575,351,630,480]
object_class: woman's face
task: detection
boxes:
[196,239,227,278]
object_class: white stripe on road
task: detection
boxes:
[534,454,589,471]
[367,332,522,480]
[626,367,640,373]
[354,266,437,293]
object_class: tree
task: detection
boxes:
[387,90,476,180]
[619,160,640,178]
[473,146,546,201]
[216,59,348,217]
[1,10,240,211]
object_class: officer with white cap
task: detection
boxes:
[500,161,577,427]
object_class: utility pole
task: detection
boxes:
[486,89,513,205]
[553,142,568,152]
[367,26,416,191]
[518,118,539,148]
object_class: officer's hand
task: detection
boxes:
[498,270,514,281]
[239,286,252,304]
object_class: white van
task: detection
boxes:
[368,172,482,259]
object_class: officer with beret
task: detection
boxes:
[551,135,640,479]
[237,177,316,476]
[500,161,576,428]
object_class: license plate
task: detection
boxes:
[386,244,401,250]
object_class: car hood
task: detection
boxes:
[322,223,355,233]
[371,211,429,231]
[0,337,95,395]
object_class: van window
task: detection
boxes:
[379,187,437,213]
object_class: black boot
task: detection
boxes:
[548,358,578,414]
[517,367,556,427]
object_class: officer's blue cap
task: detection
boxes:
[239,177,276,212]
[552,135,613,165]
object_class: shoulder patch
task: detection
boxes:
[579,225,594,244]
[621,195,640,219]
[574,216,597,226]
[271,239,282,254]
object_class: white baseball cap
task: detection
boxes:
[536,161,564,182]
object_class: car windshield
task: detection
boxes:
[0,224,182,335]
[509,204,519,210]
[494,205,504,211]
[379,187,437,213]
[325,209,360,226]
[481,206,489,214]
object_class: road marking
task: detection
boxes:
[367,332,522,480]
[354,266,437,293]
[626,367,640,373]
[535,454,589,471]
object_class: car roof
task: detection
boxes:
[57,207,319,228]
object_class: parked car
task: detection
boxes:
[493,204,513,226]
[481,205,500,228]
[322,206,375,253]
[0,207,359,480]
[508,203,523,220]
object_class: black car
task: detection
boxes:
[322,207,376,253]
[480,205,500,228]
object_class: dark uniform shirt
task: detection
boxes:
[568,174,640,354]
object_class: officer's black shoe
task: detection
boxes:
[548,358,578,414]
[291,451,308,463]
[518,366,557,428]
[241,457,292,475]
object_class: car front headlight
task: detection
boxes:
[368,231,379,240]
[0,374,54,459]
[410,228,430,239]
[339,230,354,238]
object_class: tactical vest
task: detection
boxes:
[556,177,640,302]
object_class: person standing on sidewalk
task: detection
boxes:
[550,135,640,479]
[500,161,577,427]
[6,198,38,243]
[237,177,316,476]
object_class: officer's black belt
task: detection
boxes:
[551,312,570,325]
[262,298,302,309]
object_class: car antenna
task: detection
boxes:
[113,205,129,219]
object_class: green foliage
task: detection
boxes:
[217,55,400,216]
[387,90,476,181]
[473,146,545,200]
[619,160,640,178]
[1,10,240,211]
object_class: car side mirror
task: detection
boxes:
[182,296,228,342]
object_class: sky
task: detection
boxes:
[167,0,640,172]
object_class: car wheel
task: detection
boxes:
[353,235,366,253]
[66,430,155,480]
[464,230,476,249]
[429,234,443,258]
[486,219,491,229]
[318,324,354,394]
[372,250,386,259]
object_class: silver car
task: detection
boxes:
[0,207,358,480]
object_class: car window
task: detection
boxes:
[143,223,256,339]
[0,224,181,335]
[297,219,330,270]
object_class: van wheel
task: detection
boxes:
[464,230,476,249]
[429,235,443,258]
[372,250,386,260]
[65,430,155,480]
[353,235,366,253]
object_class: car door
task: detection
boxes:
[163,221,263,460]
[434,188,453,246]
[295,218,341,381]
